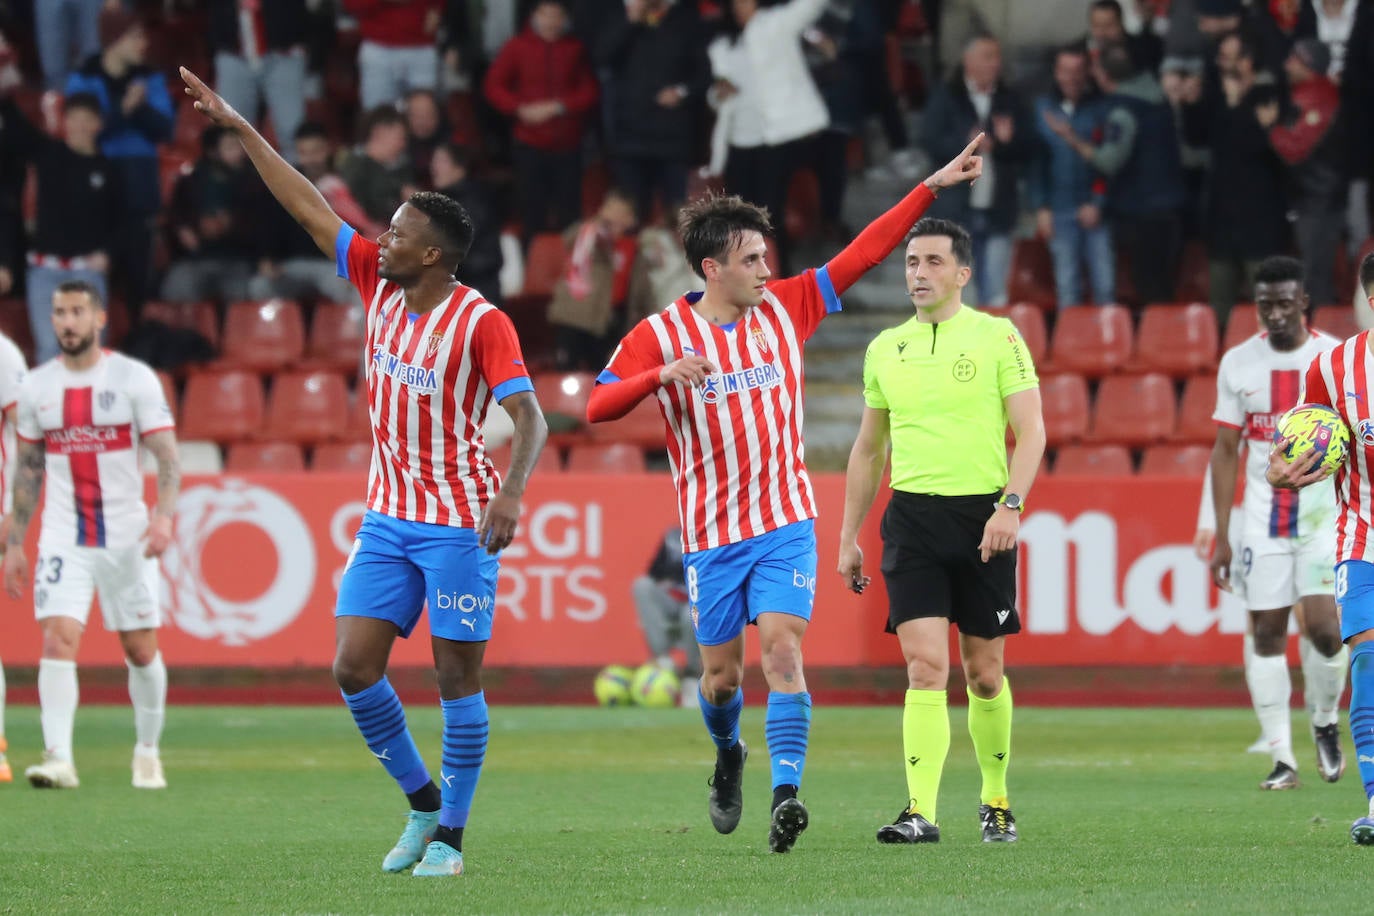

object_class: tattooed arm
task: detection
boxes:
[141,429,181,558]
[3,438,46,599]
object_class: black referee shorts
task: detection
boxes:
[879,491,1021,640]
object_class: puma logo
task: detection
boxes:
[460,618,476,631]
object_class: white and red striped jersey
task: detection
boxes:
[1303,331,1374,563]
[0,331,28,514]
[15,351,172,550]
[336,225,533,527]
[599,268,840,552]
[1214,329,1339,540]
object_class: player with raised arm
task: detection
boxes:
[2,280,179,790]
[588,136,985,852]
[0,329,26,783]
[179,67,548,876]
[1210,255,1346,790]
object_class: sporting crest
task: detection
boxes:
[426,332,445,357]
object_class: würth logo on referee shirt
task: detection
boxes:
[371,346,439,395]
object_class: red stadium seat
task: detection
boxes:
[220,299,306,372]
[1221,304,1259,352]
[1140,444,1212,477]
[1045,305,1133,378]
[1005,303,1047,366]
[262,371,350,444]
[303,300,366,376]
[534,371,595,430]
[178,370,265,444]
[1088,373,1177,446]
[565,442,649,474]
[1039,373,1091,447]
[1173,375,1219,444]
[1130,303,1218,376]
[1005,238,1055,309]
[487,442,564,475]
[521,233,571,298]
[225,441,306,472]
[313,441,373,473]
[1053,444,1134,476]
[587,392,666,449]
[142,300,221,351]
[1313,304,1360,341]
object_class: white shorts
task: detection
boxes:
[1238,525,1337,610]
[33,543,161,631]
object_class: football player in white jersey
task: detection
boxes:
[0,329,27,783]
[1209,256,1347,790]
[1,280,181,790]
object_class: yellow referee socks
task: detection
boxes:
[967,677,1013,806]
[902,689,950,823]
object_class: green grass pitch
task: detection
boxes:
[0,703,1369,914]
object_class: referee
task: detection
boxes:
[837,217,1045,845]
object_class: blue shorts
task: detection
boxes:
[335,511,499,642]
[1336,560,1374,642]
[684,520,816,647]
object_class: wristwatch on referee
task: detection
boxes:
[996,492,1024,513]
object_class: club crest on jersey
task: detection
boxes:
[1358,418,1374,448]
[750,321,772,356]
[371,346,439,395]
[98,390,115,411]
[698,361,783,405]
[426,332,445,357]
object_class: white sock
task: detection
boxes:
[1247,653,1296,768]
[38,658,78,763]
[1298,635,1318,718]
[127,652,166,752]
[1304,643,1349,729]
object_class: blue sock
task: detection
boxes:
[342,676,431,794]
[699,686,743,751]
[439,692,489,830]
[1350,643,1374,800]
[765,691,812,790]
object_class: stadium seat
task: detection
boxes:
[487,442,564,475]
[587,392,666,448]
[1313,304,1360,341]
[1045,304,1133,378]
[178,370,265,444]
[219,299,306,372]
[144,439,222,474]
[1087,373,1177,446]
[1173,375,1220,444]
[225,441,307,473]
[1005,238,1055,309]
[534,371,595,441]
[1221,304,1258,351]
[262,371,350,444]
[141,300,221,351]
[565,442,649,474]
[303,300,366,376]
[1140,444,1212,477]
[1039,373,1091,447]
[1005,303,1047,366]
[1130,303,1219,376]
[313,441,373,473]
[1053,444,1134,476]
[521,233,571,299]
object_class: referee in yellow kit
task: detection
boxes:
[837,217,1045,845]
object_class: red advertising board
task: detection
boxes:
[0,473,1242,667]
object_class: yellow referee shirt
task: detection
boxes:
[862,305,1039,496]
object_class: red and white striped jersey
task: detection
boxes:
[0,331,28,514]
[337,225,533,527]
[15,351,173,550]
[1303,331,1374,563]
[599,269,840,552]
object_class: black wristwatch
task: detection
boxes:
[996,492,1024,512]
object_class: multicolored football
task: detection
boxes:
[1275,403,1351,473]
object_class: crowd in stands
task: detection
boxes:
[0,0,1373,472]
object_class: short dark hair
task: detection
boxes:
[407,191,475,272]
[63,92,103,118]
[293,121,330,144]
[907,217,974,267]
[678,193,773,280]
[1090,0,1124,20]
[1359,251,1374,296]
[54,279,105,309]
[1254,255,1305,287]
[359,105,405,143]
[1099,41,1136,81]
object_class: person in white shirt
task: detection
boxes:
[1,279,181,791]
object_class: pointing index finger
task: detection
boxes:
[961,132,985,158]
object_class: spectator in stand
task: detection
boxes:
[624,204,703,323]
[1260,38,1345,307]
[596,0,710,225]
[431,141,504,304]
[483,0,599,244]
[921,34,1034,308]
[1046,42,1186,307]
[707,0,830,275]
[0,29,24,298]
[1161,55,1209,240]
[65,6,173,327]
[546,188,638,371]
[404,89,449,186]
[208,0,309,159]
[343,0,443,111]
[249,123,368,305]
[1,92,120,363]
[1084,0,1163,73]
[1180,30,1288,327]
[34,0,104,92]
[1030,45,1113,309]
[159,125,261,304]
[341,105,419,228]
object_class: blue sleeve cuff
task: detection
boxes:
[335,224,356,279]
[815,266,842,314]
[493,376,534,402]
[595,369,622,385]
